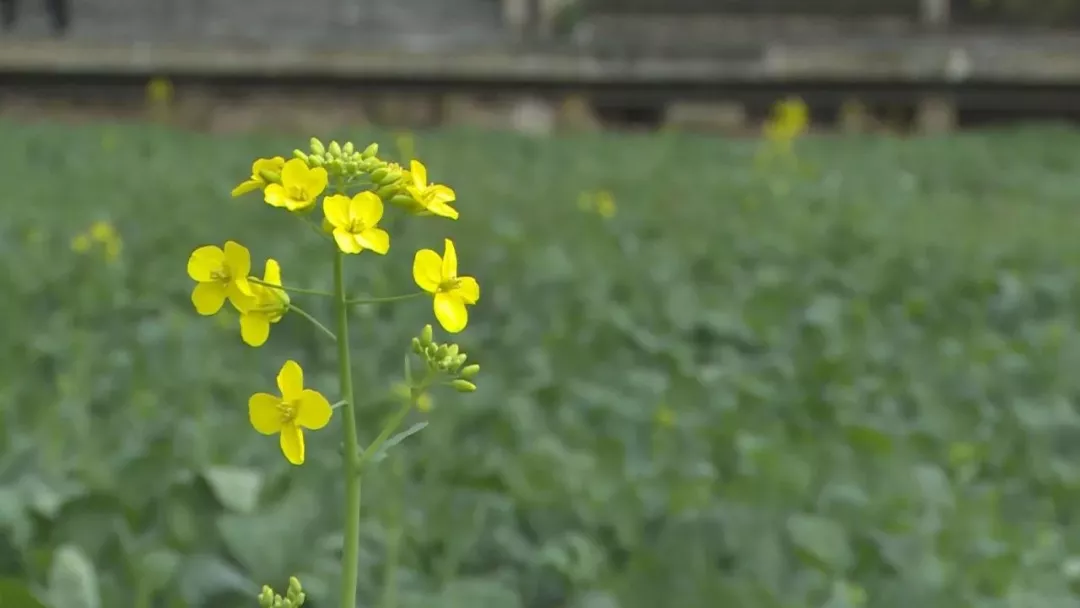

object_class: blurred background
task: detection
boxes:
[5,1,1080,607]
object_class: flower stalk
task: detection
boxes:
[334,248,363,608]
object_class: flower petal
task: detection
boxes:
[354,191,384,227]
[323,194,351,229]
[192,282,227,315]
[427,200,459,220]
[187,245,224,281]
[280,423,305,465]
[297,389,332,430]
[277,360,304,401]
[413,249,443,293]
[333,229,363,254]
[223,241,251,279]
[240,313,271,347]
[455,276,480,304]
[263,258,282,286]
[254,156,285,175]
[280,158,309,185]
[434,292,468,333]
[441,239,458,279]
[356,228,390,255]
[304,167,329,197]
[429,184,456,203]
[410,159,427,188]
[231,179,260,198]
[249,392,284,435]
[264,184,288,208]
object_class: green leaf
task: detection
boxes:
[202,466,263,514]
[436,579,523,608]
[47,545,100,608]
[369,422,430,464]
[0,578,48,608]
[217,485,318,580]
[177,554,255,606]
[786,513,853,574]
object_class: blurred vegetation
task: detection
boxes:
[4,121,1080,607]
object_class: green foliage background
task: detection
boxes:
[3,123,1080,607]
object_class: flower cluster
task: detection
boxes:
[184,137,483,469]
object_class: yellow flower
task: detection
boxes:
[71,233,92,253]
[232,259,289,347]
[264,158,328,212]
[186,241,254,315]
[413,238,479,333]
[248,360,332,465]
[764,97,809,143]
[232,156,286,197]
[594,191,616,219]
[323,192,391,255]
[405,160,458,220]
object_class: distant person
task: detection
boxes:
[0,0,71,35]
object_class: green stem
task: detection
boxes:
[335,249,363,608]
[287,303,337,342]
[357,399,414,471]
[347,292,425,305]
[380,454,404,608]
[250,277,334,298]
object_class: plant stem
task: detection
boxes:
[346,292,425,305]
[357,399,414,471]
[335,249,363,608]
[250,277,334,298]
[287,303,337,342]
[380,454,404,608]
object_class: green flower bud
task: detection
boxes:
[281,600,293,608]
[369,168,389,183]
[328,158,344,174]
[451,379,477,393]
[446,344,459,358]
[439,356,454,371]
[360,157,381,172]
[454,353,468,367]
[343,141,355,155]
[309,137,326,156]
[424,343,438,358]
[345,160,359,174]
[292,149,309,163]
[258,586,275,608]
[258,168,282,184]
[435,344,449,359]
[420,324,433,346]
[411,337,423,354]
[460,364,480,379]
[389,194,415,208]
[362,142,379,158]
[308,155,325,168]
[288,577,303,595]
[328,140,342,158]
[375,184,399,199]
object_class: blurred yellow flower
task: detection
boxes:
[232,259,289,347]
[264,158,327,212]
[413,239,479,334]
[71,220,123,262]
[392,382,433,412]
[323,192,390,255]
[186,241,253,315]
[763,97,809,143]
[232,156,285,197]
[146,77,174,106]
[594,190,616,219]
[248,360,332,465]
[405,160,458,220]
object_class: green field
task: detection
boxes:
[4,121,1080,608]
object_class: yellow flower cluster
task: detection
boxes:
[71,220,123,262]
[184,138,482,465]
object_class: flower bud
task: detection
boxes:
[451,379,477,393]
[411,337,423,354]
[328,158,343,174]
[343,141,355,155]
[345,160,359,174]
[362,142,379,158]
[328,140,342,158]
[308,155,325,168]
[439,356,454,371]
[389,194,415,208]
[258,586,275,608]
[258,168,282,184]
[375,184,399,199]
[460,364,480,379]
[420,324,433,346]
[309,137,326,156]
[446,344,459,358]
[369,168,389,184]
[435,344,449,359]
[292,149,308,162]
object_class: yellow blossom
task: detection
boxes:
[764,97,809,143]
[323,192,391,255]
[232,156,286,197]
[232,259,289,347]
[248,360,332,465]
[413,238,479,333]
[264,158,328,212]
[594,190,616,219]
[404,160,458,220]
[71,234,92,253]
[186,241,254,315]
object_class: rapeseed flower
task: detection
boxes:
[233,259,289,347]
[404,160,458,220]
[264,158,328,212]
[413,238,479,333]
[323,192,390,255]
[187,241,253,315]
[232,156,286,197]
[248,360,332,465]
